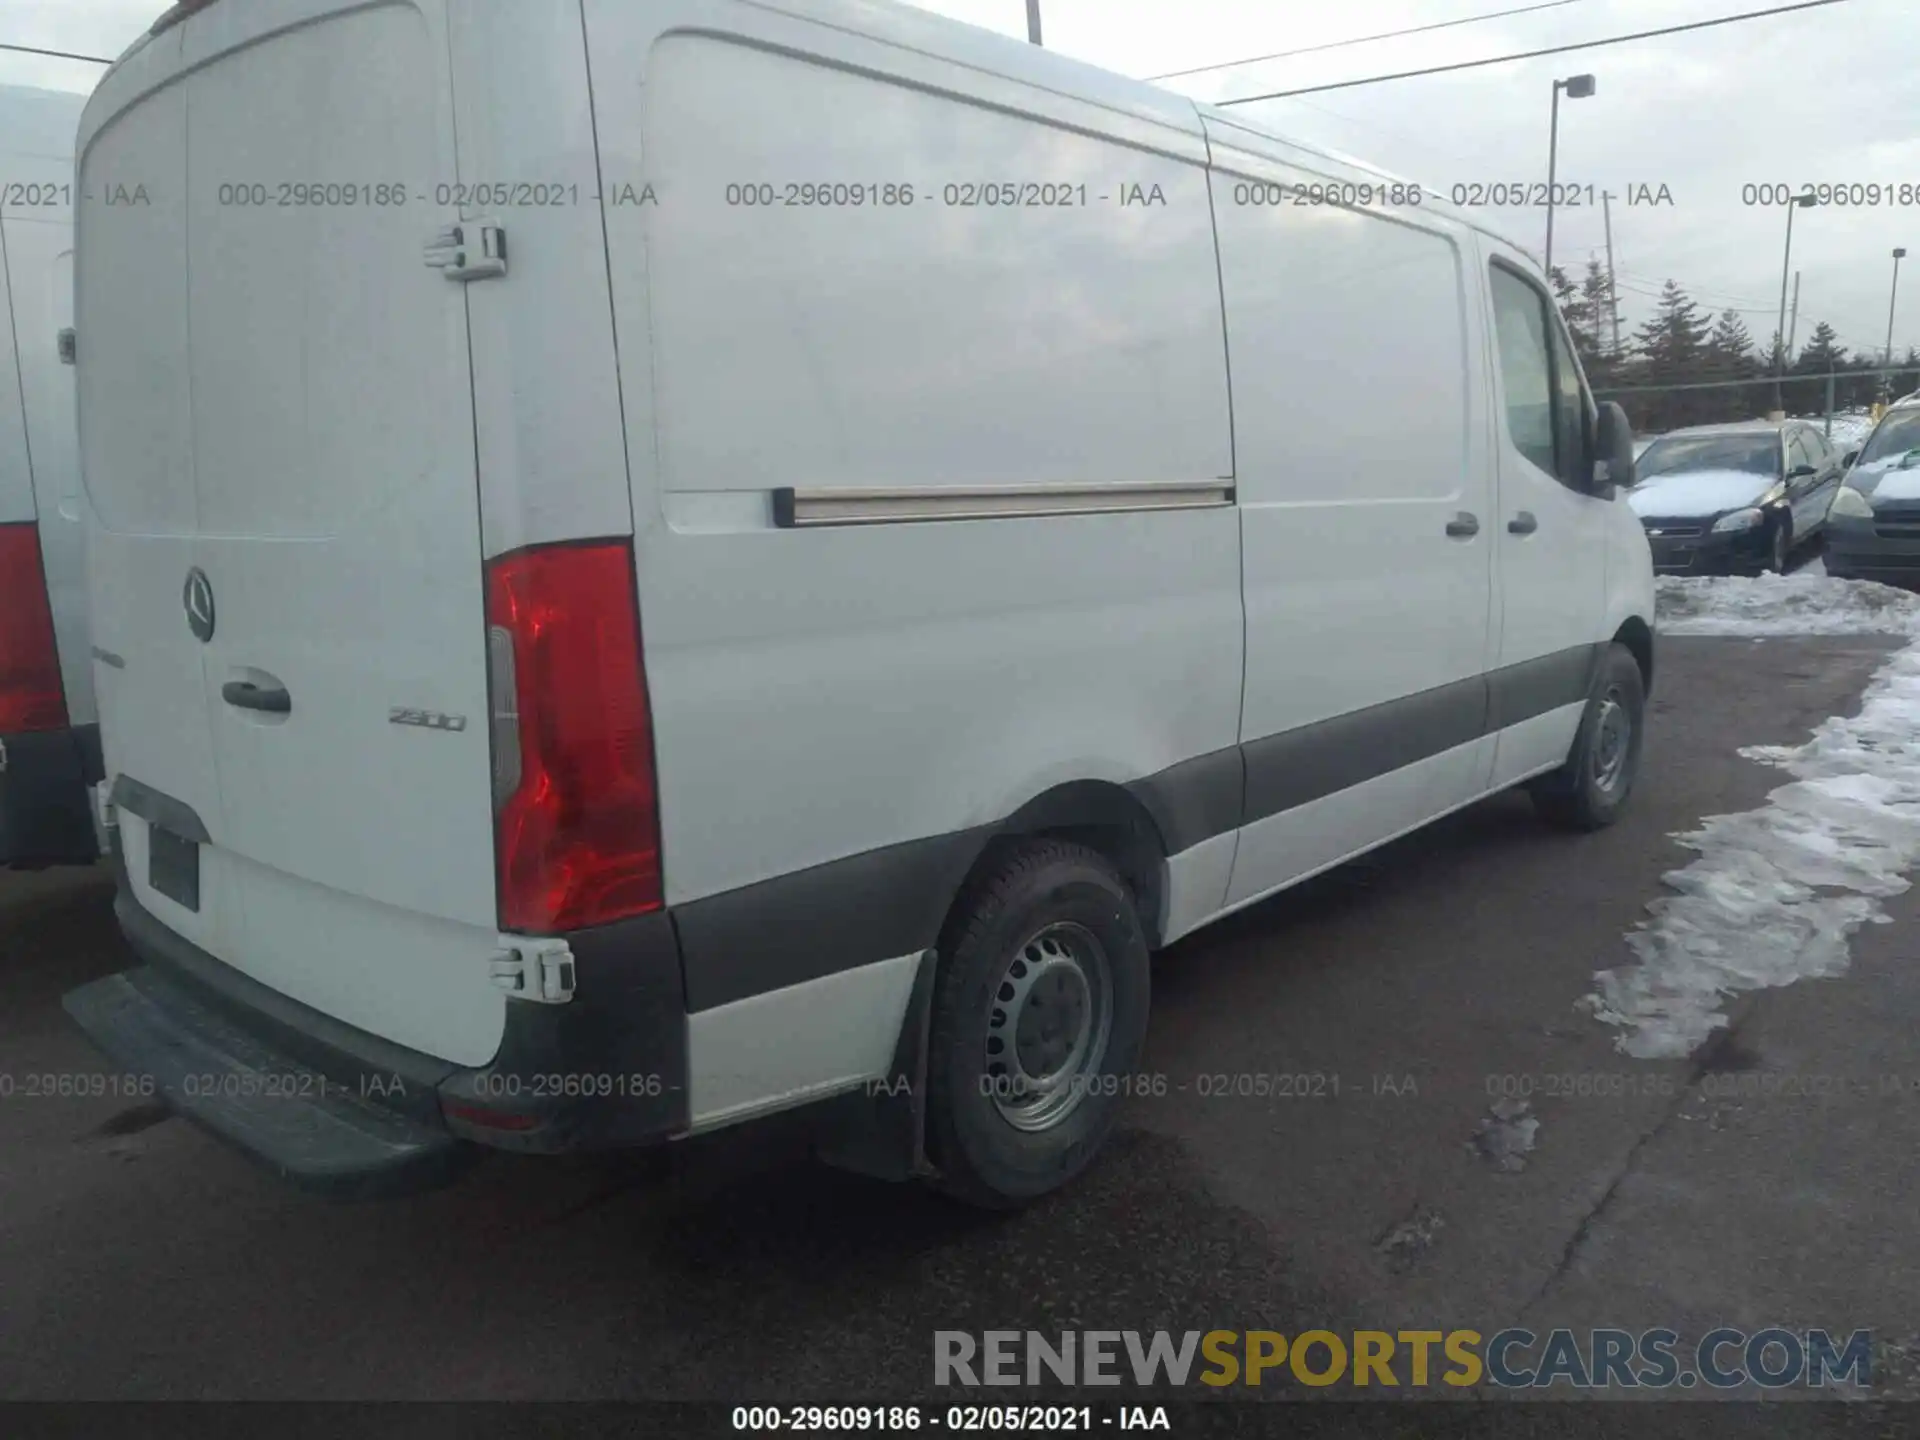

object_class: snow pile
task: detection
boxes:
[1656,571,1920,637]
[1590,569,1920,1057]
[1585,643,1920,1056]
[1825,413,1878,452]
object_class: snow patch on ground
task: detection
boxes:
[1469,1097,1539,1171]
[1586,621,1920,1058]
[1656,571,1920,637]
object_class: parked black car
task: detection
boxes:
[1823,399,1920,586]
[1627,420,1844,575]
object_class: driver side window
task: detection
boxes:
[1547,312,1592,490]
[1489,261,1594,493]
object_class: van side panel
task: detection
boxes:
[1202,121,1497,909]
[586,6,1242,1059]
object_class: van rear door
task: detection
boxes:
[78,0,506,1065]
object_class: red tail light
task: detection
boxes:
[484,540,662,932]
[0,523,69,734]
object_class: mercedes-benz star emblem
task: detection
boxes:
[184,567,216,644]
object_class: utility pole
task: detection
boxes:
[1781,272,1802,419]
[1602,190,1622,357]
[1884,247,1907,404]
[1773,194,1816,417]
[1025,0,1042,44]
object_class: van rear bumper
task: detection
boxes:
[0,724,103,867]
[62,836,691,1198]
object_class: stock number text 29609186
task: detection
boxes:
[730,1406,1110,1431]
[721,182,1169,208]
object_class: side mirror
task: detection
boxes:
[1590,402,1634,499]
[1787,462,1818,480]
[1843,449,1860,468]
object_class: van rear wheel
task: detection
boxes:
[1528,642,1645,831]
[924,839,1151,1209]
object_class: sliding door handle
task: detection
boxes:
[222,680,292,715]
[1445,512,1480,538]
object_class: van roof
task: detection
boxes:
[1190,102,1532,258]
[0,85,88,165]
[79,0,1531,262]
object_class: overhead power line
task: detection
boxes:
[1144,0,1592,83]
[0,41,113,64]
[1217,0,1853,105]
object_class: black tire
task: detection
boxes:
[1528,643,1646,831]
[923,838,1151,1210]
[1765,516,1792,574]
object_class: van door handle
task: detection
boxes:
[222,680,292,715]
[1445,512,1480,538]
[1508,511,1539,535]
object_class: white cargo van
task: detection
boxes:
[64,0,1654,1206]
[0,84,99,869]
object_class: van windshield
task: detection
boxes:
[1856,410,1920,467]
[1635,434,1779,480]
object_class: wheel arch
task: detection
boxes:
[1612,615,1655,699]
[814,777,1174,1188]
[961,779,1175,949]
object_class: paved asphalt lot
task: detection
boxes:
[4,633,1919,1412]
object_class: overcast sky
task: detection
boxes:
[3,0,1911,357]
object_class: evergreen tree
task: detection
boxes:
[1788,321,1846,418]
[1704,310,1757,374]
[1899,346,1920,402]
[1549,264,1579,316]
[1549,265,1592,368]
[1630,281,1711,431]
[1701,310,1760,423]
[1576,259,1619,368]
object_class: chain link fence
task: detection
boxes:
[1595,364,1920,448]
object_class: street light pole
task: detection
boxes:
[1543,74,1594,283]
[1889,247,1904,403]
[1772,194,1814,417]
[1025,0,1042,44]
[1602,188,1622,357]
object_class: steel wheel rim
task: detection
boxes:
[1591,687,1631,792]
[985,922,1114,1133]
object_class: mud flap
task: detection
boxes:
[811,948,941,1183]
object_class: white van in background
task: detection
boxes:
[0,84,99,869]
[63,0,1654,1208]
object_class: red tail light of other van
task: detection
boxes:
[0,523,69,733]
[484,541,662,932]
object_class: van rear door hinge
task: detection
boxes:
[490,937,575,1004]
[423,222,508,281]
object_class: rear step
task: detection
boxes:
[64,967,477,1199]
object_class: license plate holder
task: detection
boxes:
[148,825,201,912]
